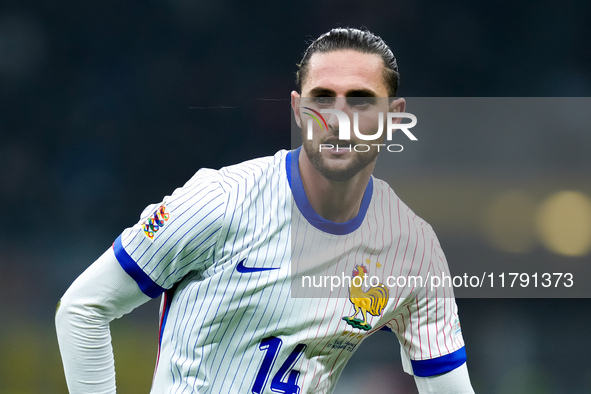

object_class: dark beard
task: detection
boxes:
[302,140,378,182]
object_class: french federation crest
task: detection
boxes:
[342,262,389,331]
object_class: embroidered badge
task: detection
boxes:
[142,205,170,241]
[342,261,390,331]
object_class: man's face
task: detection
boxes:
[291,49,403,182]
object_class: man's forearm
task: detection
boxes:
[414,363,475,394]
[55,305,117,393]
[55,248,150,393]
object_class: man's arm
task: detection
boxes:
[414,363,475,393]
[55,248,151,393]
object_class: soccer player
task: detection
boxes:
[56,28,475,393]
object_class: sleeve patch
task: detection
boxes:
[142,204,171,241]
[454,318,462,336]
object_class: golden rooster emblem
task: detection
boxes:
[342,263,389,331]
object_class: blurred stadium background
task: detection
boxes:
[1,0,590,392]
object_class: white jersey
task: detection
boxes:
[113,147,466,394]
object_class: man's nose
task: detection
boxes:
[326,112,339,133]
[326,98,349,134]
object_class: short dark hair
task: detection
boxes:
[296,27,400,97]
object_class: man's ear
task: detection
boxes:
[291,90,301,127]
[389,97,406,114]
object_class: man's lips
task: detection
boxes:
[319,141,354,155]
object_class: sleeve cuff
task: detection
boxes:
[411,346,467,377]
[113,235,166,298]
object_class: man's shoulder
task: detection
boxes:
[193,150,288,182]
[371,177,435,234]
[219,149,289,177]
[189,150,289,190]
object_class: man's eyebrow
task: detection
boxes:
[306,87,378,97]
[307,88,335,96]
[345,89,377,97]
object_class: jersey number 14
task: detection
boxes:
[252,336,307,394]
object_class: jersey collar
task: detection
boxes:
[286,146,373,235]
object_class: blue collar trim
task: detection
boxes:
[286,147,373,235]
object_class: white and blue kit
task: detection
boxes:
[112,147,467,393]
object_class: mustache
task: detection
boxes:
[322,138,352,146]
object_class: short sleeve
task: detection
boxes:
[386,228,467,377]
[113,169,227,298]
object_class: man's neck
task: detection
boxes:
[298,150,374,223]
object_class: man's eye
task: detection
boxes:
[313,97,335,106]
[347,97,375,108]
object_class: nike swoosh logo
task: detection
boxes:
[236,259,280,273]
